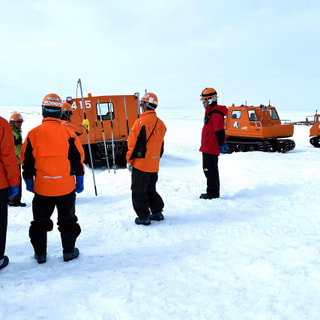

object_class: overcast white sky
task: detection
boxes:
[1,0,319,113]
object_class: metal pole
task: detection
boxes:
[77,78,98,196]
[123,96,130,136]
[97,99,110,173]
[108,98,116,173]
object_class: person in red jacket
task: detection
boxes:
[126,92,166,225]
[20,93,85,264]
[199,88,228,199]
[0,116,20,270]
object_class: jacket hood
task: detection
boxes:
[206,104,228,117]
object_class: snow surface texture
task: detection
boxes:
[1,107,320,320]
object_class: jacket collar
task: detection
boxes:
[42,117,62,124]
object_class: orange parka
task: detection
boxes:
[126,110,166,173]
[20,117,85,196]
[0,116,20,189]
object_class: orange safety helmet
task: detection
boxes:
[42,93,63,107]
[140,92,158,110]
[61,102,73,121]
[200,87,218,106]
[42,93,63,118]
[10,113,23,122]
[200,88,217,100]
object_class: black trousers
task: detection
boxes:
[30,191,81,255]
[131,168,164,219]
[202,153,220,198]
[0,188,8,259]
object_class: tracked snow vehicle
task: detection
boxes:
[225,104,295,153]
[67,92,140,167]
[309,113,320,147]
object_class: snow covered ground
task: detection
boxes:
[1,106,320,320]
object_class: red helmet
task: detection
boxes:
[10,113,23,122]
[141,92,158,109]
[42,93,63,118]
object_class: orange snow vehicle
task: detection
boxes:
[309,113,320,147]
[224,104,295,153]
[67,92,140,167]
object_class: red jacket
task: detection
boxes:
[20,117,85,196]
[126,110,166,173]
[0,117,20,189]
[200,104,228,155]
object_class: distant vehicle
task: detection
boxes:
[68,92,140,167]
[224,104,295,153]
[309,113,320,147]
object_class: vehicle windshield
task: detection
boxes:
[248,110,258,121]
[269,109,279,120]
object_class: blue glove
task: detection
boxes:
[219,143,229,153]
[25,179,34,193]
[8,185,19,199]
[75,176,84,193]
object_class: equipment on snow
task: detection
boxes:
[97,100,110,172]
[309,112,320,147]
[66,92,140,169]
[77,79,98,196]
[224,104,295,153]
[109,98,116,173]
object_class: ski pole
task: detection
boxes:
[97,99,110,173]
[123,96,130,136]
[108,98,116,173]
[77,78,98,196]
[136,92,140,119]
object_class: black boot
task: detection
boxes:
[63,248,80,262]
[0,256,9,270]
[34,253,47,264]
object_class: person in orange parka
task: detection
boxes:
[61,101,87,136]
[199,87,228,200]
[126,92,166,226]
[20,93,85,264]
[0,116,20,270]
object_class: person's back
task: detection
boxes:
[22,118,83,196]
[126,92,166,226]
[127,109,166,173]
[21,93,85,264]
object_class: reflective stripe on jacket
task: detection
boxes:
[126,110,166,173]
[20,117,85,196]
[0,117,20,189]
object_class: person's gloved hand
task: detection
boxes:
[8,185,19,199]
[75,176,84,193]
[219,143,229,153]
[24,179,34,193]
[81,119,90,131]
[127,163,132,172]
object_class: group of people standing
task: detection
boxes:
[0,87,227,270]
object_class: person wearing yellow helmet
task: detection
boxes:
[9,113,26,207]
